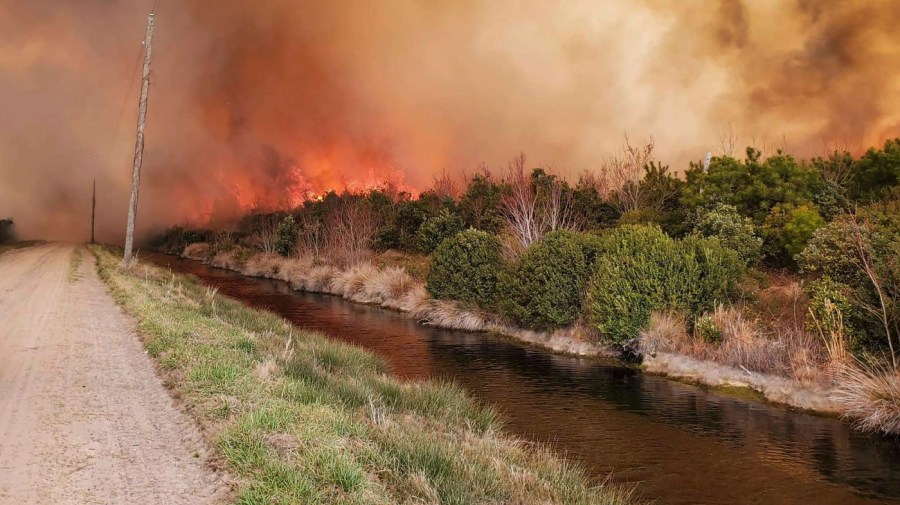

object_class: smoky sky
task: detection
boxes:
[1,0,898,242]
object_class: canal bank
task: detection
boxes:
[148,251,900,505]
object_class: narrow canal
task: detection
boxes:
[148,253,900,505]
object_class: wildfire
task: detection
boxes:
[202,141,418,221]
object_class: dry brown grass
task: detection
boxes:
[641,306,828,381]
[411,300,491,331]
[209,251,242,270]
[243,254,282,278]
[183,242,210,260]
[372,250,431,281]
[834,362,900,435]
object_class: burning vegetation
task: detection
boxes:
[157,137,900,433]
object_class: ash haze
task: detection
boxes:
[0,0,898,242]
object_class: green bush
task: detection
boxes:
[682,148,824,224]
[797,218,861,284]
[692,203,762,265]
[617,208,691,238]
[694,314,722,344]
[684,235,746,314]
[426,229,504,308]
[457,174,505,233]
[850,138,900,202]
[762,202,824,262]
[585,225,743,343]
[416,209,465,254]
[275,216,298,257]
[805,277,865,352]
[798,204,900,356]
[374,199,430,252]
[497,230,595,330]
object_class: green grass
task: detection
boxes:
[90,245,638,505]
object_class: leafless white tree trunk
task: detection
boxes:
[326,199,376,266]
[500,154,580,252]
[250,215,279,255]
[295,212,324,259]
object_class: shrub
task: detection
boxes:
[585,225,743,343]
[797,217,861,283]
[805,277,855,359]
[0,218,14,244]
[426,229,504,308]
[694,314,722,344]
[692,203,762,265]
[617,208,690,238]
[799,205,900,358]
[457,174,505,233]
[682,148,824,224]
[374,199,430,252]
[850,138,900,202]
[275,215,298,257]
[762,202,824,262]
[416,209,465,254]
[150,226,214,255]
[497,230,595,330]
[683,235,746,315]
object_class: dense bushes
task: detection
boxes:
[497,230,599,330]
[798,203,900,357]
[416,209,465,254]
[426,229,504,308]
[151,225,213,255]
[762,202,824,262]
[585,225,743,342]
[682,149,824,224]
[692,203,762,265]
[152,140,899,362]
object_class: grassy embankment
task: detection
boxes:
[91,245,636,505]
[183,243,607,357]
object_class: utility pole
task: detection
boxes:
[91,179,96,244]
[123,12,155,266]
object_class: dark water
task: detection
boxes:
[147,253,900,505]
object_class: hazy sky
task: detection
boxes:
[1,0,898,242]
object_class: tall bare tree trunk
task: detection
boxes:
[123,13,155,266]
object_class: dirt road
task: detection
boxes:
[0,244,226,504]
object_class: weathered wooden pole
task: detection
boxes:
[123,12,155,266]
[91,179,96,244]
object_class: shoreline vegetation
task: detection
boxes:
[175,245,841,414]
[92,245,638,504]
[153,139,900,435]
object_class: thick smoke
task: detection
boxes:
[1,0,898,242]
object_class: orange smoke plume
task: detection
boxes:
[0,0,898,242]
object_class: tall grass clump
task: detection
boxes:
[586,225,743,343]
[426,229,504,309]
[91,245,635,504]
[834,363,900,434]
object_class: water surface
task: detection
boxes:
[147,253,900,505]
